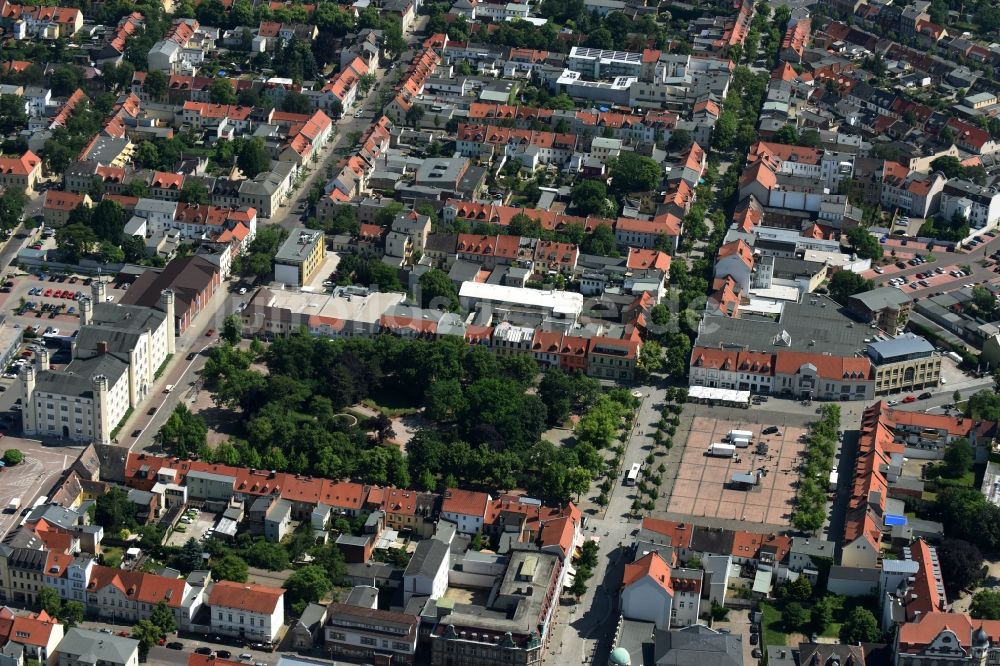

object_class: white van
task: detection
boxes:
[164,384,174,393]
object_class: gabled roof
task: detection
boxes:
[208,581,283,614]
[623,551,673,595]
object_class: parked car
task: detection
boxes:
[195,647,213,654]
[167,643,184,650]
[919,392,933,400]
[217,651,232,659]
[148,407,157,415]
[903,395,917,403]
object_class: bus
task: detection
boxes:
[625,463,641,486]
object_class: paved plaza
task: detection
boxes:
[666,416,808,526]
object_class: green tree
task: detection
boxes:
[667,129,693,152]
[971,590,1000,620]
[149,600,177,635]
[782,602,808,631]
[418,269,459,311]
[786,575,813,602]
[158,405,208,459]
[283,565,332,615]
[281,91,312,114]
[56,223,97,262]
[144,70,168,101]
[773,124,801,145]
[0,188,26,231]
[637,340,664,377]
[209,78,237,104]
[94,487,137,531]
[61,601,84,628]
[0,95,28,134]
[132,620,162,660]
[237,138,271,179]
[246,540,291,570]
[222,314,242,345]
[179,180,210,205]
[828,271,874,305]
[811,596,834,632]
[610,152,662,194]
[3,449,23,466]
[405,104,425,128]
[211,554,249,583]
[943,438,974,478]
[846,226,884,260]
[839,607,881,644]
[49,66,83,96]
[572,179,614,217]
[39,587,61,617]
[580,223,619,256]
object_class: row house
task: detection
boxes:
[455,124,578,170]
[879,162,945,219]
[530,331,590,373]
[314,56,369,113]
[614,214,682,252]
[85,565,205,630]
[442,199,614,234]
[179,102,252,137]
[0,1,82,38]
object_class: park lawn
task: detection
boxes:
[760,602,790,649]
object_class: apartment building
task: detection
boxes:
[273,229,325,286]
[208,581,285,644]
[0,150,42,192]
[324,603,418,665]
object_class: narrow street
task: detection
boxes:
[550,385,667,666]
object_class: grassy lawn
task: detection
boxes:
[760,602,789,649]
[102,546,124,568]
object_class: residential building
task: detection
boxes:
[621,552,674,629]
[323,603,418,666]
[208,581,285,644]
[847,287,912,334]
[56,629,138,666]
[10,611,62,666]
[0,151,42,192]
[440,489,492,535]
[588,337,642,382]
[940,179,1000,230]
[42,191,91,227]
[895,612,1000,666]
[120,256,220,334]
[403,540,449,606]
[273,229,325,286]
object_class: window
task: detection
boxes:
[360,637,377,646]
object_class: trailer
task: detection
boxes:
[731,437,751,449]
[727,430,753,443]
[708,443,737,457]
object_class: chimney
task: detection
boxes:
[98,341,108,355]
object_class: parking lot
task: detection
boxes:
[666,416,809,528]
[165,509,215,546]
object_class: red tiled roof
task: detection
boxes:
[623,552,673,595]
[208,581,283,614]
[441,488,491,517]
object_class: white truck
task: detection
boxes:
[7,498,20,512]
[730,437,751,449]
[726,430,753,442]
[707,443,736,457]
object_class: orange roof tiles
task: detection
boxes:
[9,611,59,648]
[626,248,671,272]
[87,565,187,608]
[623,552,673,594]
[897,613,1000,650]
[152,171,184,190]
[442,488,491,517]
[614,214,682,237]
[43,190,86,212]
[641,518,693,548]
[208,580,284,614]
[0,150,40,177]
